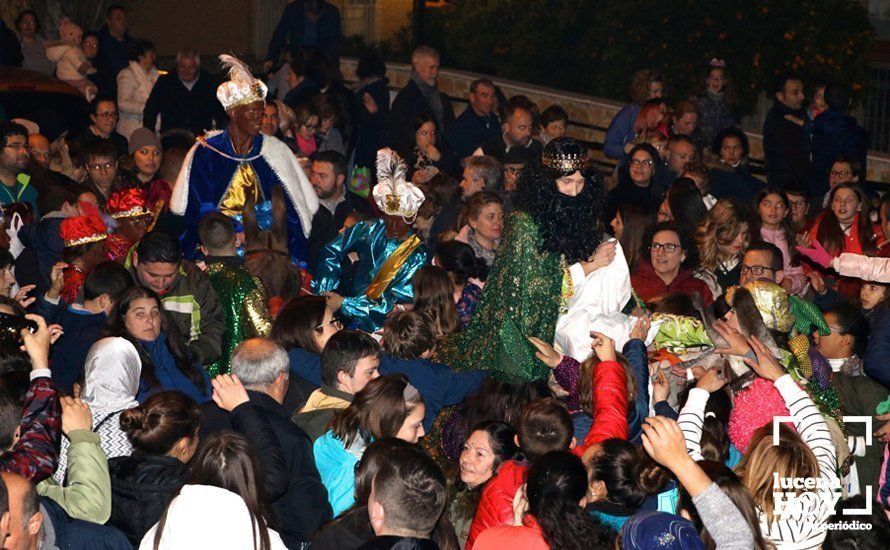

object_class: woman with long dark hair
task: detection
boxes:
[475,451,613,550]
[607,142,668,219]
[657,179,708,232]
[434,240,488,328]
[413,265,460,338]
[104,286,211,404]
[611,203,654,273]
[109,391,201,545]
[270,295,342,387]
[142,432,286,549]
[314,375,426,515]
[753,186,807,295]
[808,183,876,301]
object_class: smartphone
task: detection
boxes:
[0,312,37,346]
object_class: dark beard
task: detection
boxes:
[527,186,602,263]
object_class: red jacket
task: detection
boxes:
[474,515,547,550]
[631,260,713,307]
[466,360,628,548]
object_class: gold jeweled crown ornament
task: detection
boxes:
[725,280,794,333]
[373,149,425,222]
[541,137,589,175]
[216,54,268,110]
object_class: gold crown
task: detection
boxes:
[542,151,588,174]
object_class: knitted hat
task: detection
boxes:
[107,188,150,219]
[60,203,107,247]
[128,127,161,155]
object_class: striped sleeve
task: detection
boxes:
[774,375,838,482]
[761,375,838,548]
[678,387,710,462]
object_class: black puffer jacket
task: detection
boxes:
[108,453,187,545]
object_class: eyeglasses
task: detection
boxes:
[789,199,808,209]
[87,161,116,172]
[740,265,775,276]
[650,242,680,253]
[314,317,343,331]
[3,144,30,152]
[95,111,118,119]
[830,170,850,178]
[630,158,654,168]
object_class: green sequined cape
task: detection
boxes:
[204,263,272,376]
[436,210,562,383]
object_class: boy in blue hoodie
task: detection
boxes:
[37,260,132,394]
[381,310,486,431]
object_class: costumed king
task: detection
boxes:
[170,54,318,263]
[438,137,617,383]
[313,149,427,333]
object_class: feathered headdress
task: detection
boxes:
[373,149,425,221]
[216,54,267,110]
[60,201,107,247]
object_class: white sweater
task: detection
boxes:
[679,375,839,549]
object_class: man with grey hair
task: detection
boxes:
[143,48,226,134]
[200,338,331,547]
[388,45,455,153]
[428,155,503,249]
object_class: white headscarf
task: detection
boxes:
[140,485,287,550]
[82,337,142,417]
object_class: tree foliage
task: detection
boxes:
[429,0,874,113]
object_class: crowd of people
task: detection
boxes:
[0,1,888,549]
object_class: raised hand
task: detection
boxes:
[712,319,751,357]
[60,397,93,436]
[742,335,786,382]
[527,336,562,369]
[795,240,832,269]
[21,314,51,371]
[13,284,36,309]
[590,331,617,362]
[695,366,727,393]
[629,315,651,341]
[640,416,692,472]
[652,370,670,403]
[47,262,67,301]
[211,374,250,412]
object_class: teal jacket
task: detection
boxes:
[313,430,366,517]
[1,173,39,216]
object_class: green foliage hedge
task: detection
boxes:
[427,0,874,113]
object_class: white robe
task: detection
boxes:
[554,240,657,361]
